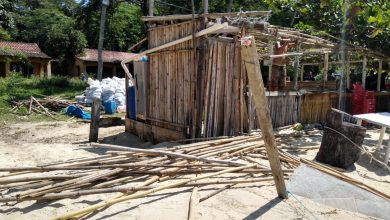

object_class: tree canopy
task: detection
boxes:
[0,0,389,75]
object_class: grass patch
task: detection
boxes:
[0,72,87,122]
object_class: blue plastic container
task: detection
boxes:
[104,100,117,115]
[127,86,136,119]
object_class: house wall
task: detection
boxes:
[74,59,125,78]
[0,56,50,77]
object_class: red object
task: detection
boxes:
[352,83,376,115]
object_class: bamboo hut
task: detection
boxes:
[121,11,390,142]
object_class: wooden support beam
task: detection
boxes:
[269,52,303,58]
[89,98,101,142]
[362,56,367,89]
[148,0,154,16]
[323,52,329,82]
[267,40,274,89]
[241,36,288,199]
[141,11,271,21]
[377,60,383,91]
[293,44,300,90]
[202,0,208,14]
[346,52,351,90]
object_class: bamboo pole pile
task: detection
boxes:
[11,96,86,119]
[0,135,388,219]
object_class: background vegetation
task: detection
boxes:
[1,0,389,74]
[0,73,86,121]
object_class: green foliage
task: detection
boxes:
[15,8,86,62]
[77,1,145,51]
[0,0,16,29]
[0,73,87,121]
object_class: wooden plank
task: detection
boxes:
[141,11,271,21]
[241,36,288,198]
[362,56,367,89]
[89,98,101,142]
[377,60,383,91]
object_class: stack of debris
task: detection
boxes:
[11,96,84,119]
[0,135,387,219]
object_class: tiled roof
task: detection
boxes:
[77,48,136,63]
[0,41,51,59]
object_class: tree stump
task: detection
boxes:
[315,109,366,169]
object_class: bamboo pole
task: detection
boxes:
[0,186,153,202]
[377,60,382,91]
[92,143,247,166]
[53,164,256,219]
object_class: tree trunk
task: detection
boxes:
[315,109,366,169]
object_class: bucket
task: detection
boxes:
[104,101,116,115]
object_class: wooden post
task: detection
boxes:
[267,40,274,90]
[148,0,154,16]
[323,52,329,89]
[89,98,101,142]
[377,60,382,91]
[46,61,52,78]
[125,67,130,119]
[241,36,288,198]
[39,63,44,77]
[4,60,10,76]
[293,44,300,90]
[202,0,208,14]
[346,52,351,90]
[227,0,233,12]
[113,65,117,77]
[362,56,367,89]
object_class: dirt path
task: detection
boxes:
[0,121,386,219]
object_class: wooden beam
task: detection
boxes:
[89,98,101,142]
[141,11,271,21]
[269,52,303,58]
[267,40,274,89]
[293,44,300,90]
[346,52,351,89]
[148,0,154,16]
[202,0,208,14]
[377,60,383,91]
[241,36,288,198]
[323,52,329,82]
[362,56,367,89]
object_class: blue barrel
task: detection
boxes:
[127,86,136,119]
[104,100,116,115]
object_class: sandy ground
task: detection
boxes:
[0,120,388,220]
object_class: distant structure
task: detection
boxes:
[0,41,51,77]
[75,49,136,78]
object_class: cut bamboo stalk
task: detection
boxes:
[0,186,154,202]
[92,143,247,166]
[187,187,200,220]
[53,164,256,219]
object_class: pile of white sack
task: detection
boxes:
[76,77,132,108]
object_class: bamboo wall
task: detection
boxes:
[146,21,201,133]
[136,21,390,141]
[201,38,244,137]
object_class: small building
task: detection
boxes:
[75,48,136,78]
[0,41,51,77]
